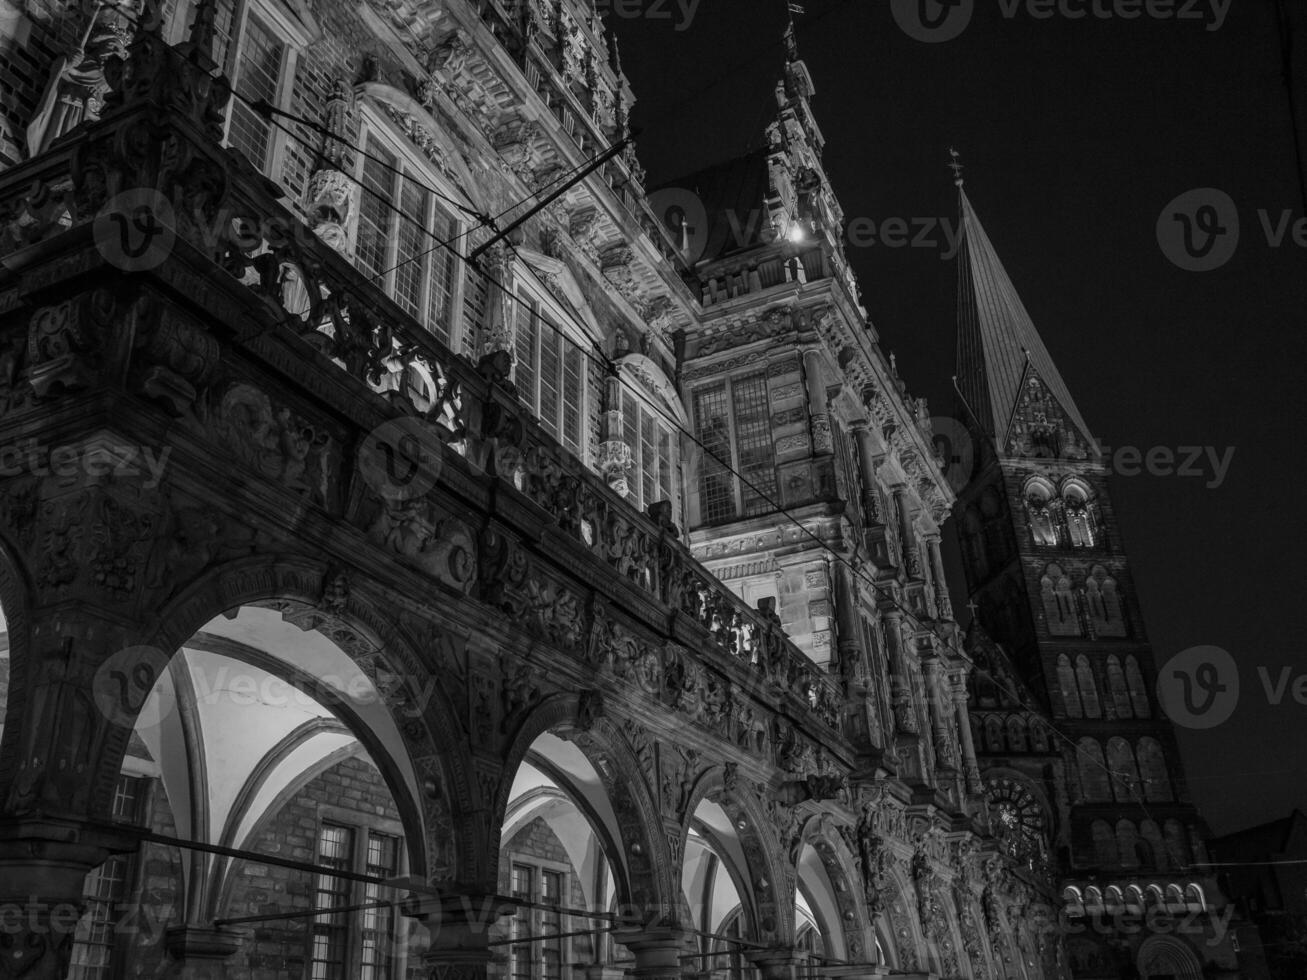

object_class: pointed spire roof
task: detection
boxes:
[955,185,1097,456]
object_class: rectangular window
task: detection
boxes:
[507,861,569,980]
[226,12,285,173]
[510,864,535,980]
[731,372,776,516]
[356,127,462,346]
[311,824,355,980]
[512,292,585,455]
[540,870,563,980]
[620,390,677,514]
[360,834,400,980]
[69,775,147,980]
[690,373,777,525]
[310,822,403,980]
[692,383,735,524]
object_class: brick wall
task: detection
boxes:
[222,753,405,980]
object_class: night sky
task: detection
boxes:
[609,0,1307,836]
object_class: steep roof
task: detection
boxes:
[955,187,1096,454]
[655,146,773,264]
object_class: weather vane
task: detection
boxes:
[948,147,965,187]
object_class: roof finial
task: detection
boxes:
[783,15,801,61]
[948,147,965,188]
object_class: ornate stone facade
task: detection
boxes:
[0,2,1240,980]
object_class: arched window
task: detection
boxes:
[1024,478,1059,547]
[1146,884,1166,909]
[1164,821,1189,869]
[1075,657,1102,718]
[1006,716,1028,752]
[1165,884,1186,913]
[1058,655,1083,718]
[984,716,1004,753]
[1104,885,1125,913]
[1141,820,1166,871]
[1042,564,1080,637]
[1125,657,1151,717]
[1029,718,1051,753]
[1078,739,1112,802]
[1125,885,1145,911]
[1138,738,1174,802]
[1116,822,1140,869]
[1063,886,1085,916]
[1106,656,1133,719]
[1063,482,1098,547]
[1092,821,1117,867]
[1185,884,1206,912]
[1084,886,1104,912]
[1107,737,1142,802]
[1086,566,1126,637]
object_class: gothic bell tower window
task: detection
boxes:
[1062,482,1098,548]
[1023,477,1059,547]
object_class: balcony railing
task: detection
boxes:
[0,30,844,737]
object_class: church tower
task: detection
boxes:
[951,175,1242,978]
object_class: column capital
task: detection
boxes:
[164,924,252,960]
[744,947,808,980]
[612,926,692,980]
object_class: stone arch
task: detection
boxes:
[796,814,874,964]
[497,695,676,918]
[879,863,928,974]
[141,554,477,884]
[677,765,794,944]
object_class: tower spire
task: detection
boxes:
[953,179,1097,458]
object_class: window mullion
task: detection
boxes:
[385,170,403,295]
[725,378,743,516]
